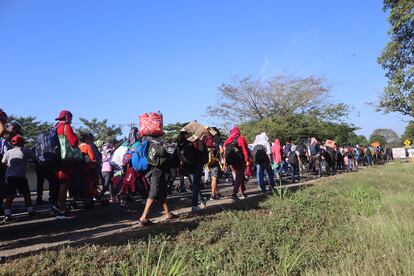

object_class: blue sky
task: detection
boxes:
[0,0,408,138]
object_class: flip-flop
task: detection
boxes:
[164,213,178,221]
[137,219,154,227]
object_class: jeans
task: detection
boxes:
[189,164,205,207]
[256,163,275,191]
[348,159,353,171]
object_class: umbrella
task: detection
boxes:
[181,121,217,142]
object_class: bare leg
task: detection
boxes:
[162,200,173,219]
[211,176,217,196]
[4,196,14,209]
[23,194,32,207]
[139,198,155,222]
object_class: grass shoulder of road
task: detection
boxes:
[1,162,413,275]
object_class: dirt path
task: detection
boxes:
[0,174,322,259]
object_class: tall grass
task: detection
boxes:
[1,163,413,275]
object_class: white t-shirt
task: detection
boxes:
[1,147,33,178]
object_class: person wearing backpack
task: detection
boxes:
[309,137,321,176]
[223,127,251,200]
[55,110,79,220]
[79,133,100,200]
[366,146,373,166]
[137,135,175,226]
[205,127,223,200]
[271,138,283,179]
[288,145,300,183]
[252,132,275,193]
[2,135,39,222]
[179,133,208,213]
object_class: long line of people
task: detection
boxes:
[0,107,392,225]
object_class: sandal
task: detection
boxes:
[164,213,178,221]
[137,219,154,227]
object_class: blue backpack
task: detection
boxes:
[35,127,60,164]
[131,139,150,172]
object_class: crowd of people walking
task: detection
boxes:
[0,108,392,225]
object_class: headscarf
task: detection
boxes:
[252,132,269,147]
[128,127,139,147]
[272,139,282,163]
[224,127,241,146]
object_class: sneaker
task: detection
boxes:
[231,194,240,201]
[3,215,12,223]
[56,211,76,220]
[199,200,207,209]
[240,193,248,200]
[191,206,202,213]
[210,195,219,201]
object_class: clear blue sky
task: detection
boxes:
[0,0,408,138]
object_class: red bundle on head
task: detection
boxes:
[139,112,164,137]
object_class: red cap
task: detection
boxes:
[55,110,73,121]
[0,108,7,123]
[11,135,25,146]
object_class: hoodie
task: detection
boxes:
[272,139,283,163]
[224,127,251,163]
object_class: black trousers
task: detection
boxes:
[35,163,59,205]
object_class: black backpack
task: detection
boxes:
[288,151,298,165]
[252,144,269,165]
[225,137,244,166]
[180,142,195,168]
[34,127,60,164]
[147,138,168,168]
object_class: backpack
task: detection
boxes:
[131,140,149,172]
[288,151,298,165]
[225,137,244,166]
[122,166,137,193]
[180,142,195,168]
[366,147,371,155]
[147,139,168,168]
[252,144,269,165]
[34,127,60,164]
[284,144,292,157]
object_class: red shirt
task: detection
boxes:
[56,122,78,147]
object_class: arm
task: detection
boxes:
[65,125,79,147]
[239,137,251,164]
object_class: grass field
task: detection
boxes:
[1,162,413,275]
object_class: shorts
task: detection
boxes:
[146,166,167,201]
[6,176,30,197]
[209,166,219,178]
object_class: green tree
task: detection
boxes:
[377,0,414,117]
[163,122,190,142]
[369,134,388,146]
[401,121,414,144]
[238,114,358,145]
[370,128,400,145]
[207,74,350,124]
[7,115,52,148]
[77,118,122,142]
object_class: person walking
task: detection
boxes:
[55,110,79,220]
[223,127,251,200]
[1,135,38,222]
[252,132,275,192]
